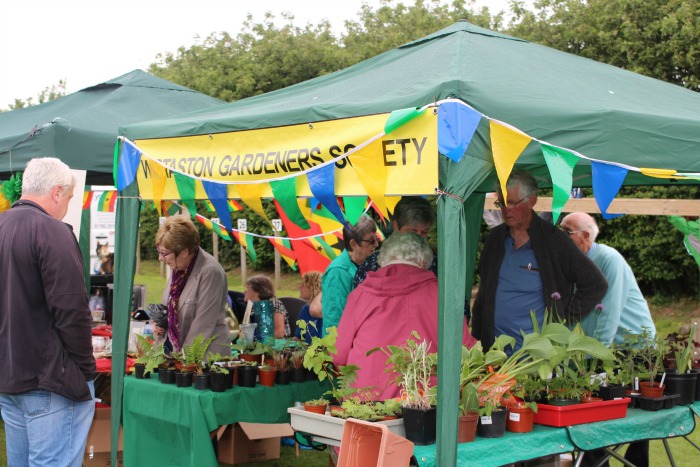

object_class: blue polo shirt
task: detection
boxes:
[494,236,545,353]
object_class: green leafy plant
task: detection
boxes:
[134,334,166,376]
[368,331,438,410]
[179,334,217,375]
[374,399,402,417]
[208,363,229,374]
[303,397,329,407]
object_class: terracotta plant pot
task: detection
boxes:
[329,405,345,417]
[639,381,665,398]
[303,403,327,414]
[457,412,478,443]
[257,367,277,387]
[506,406,535,433]
[580,396,603,404]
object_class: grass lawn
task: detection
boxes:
[2,265,700,466]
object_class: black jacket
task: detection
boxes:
[0,200,95,401]
[472,213,608,349]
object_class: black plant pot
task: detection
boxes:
[476,408,507,439]
[133,363,146,379]
[210,372,227,392]
[176,371,193,388]
[692,370,700,401]
[160,368,176,384]
[598,384,627,401]
[306,368,317,381]
[275,368,291,385]
[292,367,306,383]
[225,368,235,389]
[194,373,211,390]
[664,372,697,405]
[238,365,258,388]
[402,406,437,445]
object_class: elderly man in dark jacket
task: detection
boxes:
[0,157,96,467]
[472,171,608,351]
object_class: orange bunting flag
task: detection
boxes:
[490,121,532,202]
[268,237,298,270]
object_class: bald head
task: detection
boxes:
[560,212,599,254]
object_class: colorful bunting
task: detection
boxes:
[541,144,579,224]
[384,107,422,134]
[591,161,627,220]
[307,163,347,226]
[350,142,389,219]
[97,191,117,212]
[117,142,142,190]
[82,191,94,210]
[162,201,181,217]
[640,168,677,178]
[268,237,298,270]
[438,102,481,162]
[490,121,533,202]
[201,180,232,232]
[148,161,167,216]
[270,178,310,229]
[228,199,243,212]
[343,196,368,225]
[173,172,197,217]
[236,183,271,226]
[231,230,257,263]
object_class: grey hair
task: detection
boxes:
[22,157,74,196]
[344,215,377,252]
[577,214,600,242]
[378,232,433,268]
[505,170,538,199]
[392,196,435,229]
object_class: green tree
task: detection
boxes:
[3,80,67,111]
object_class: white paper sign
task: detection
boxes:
[509,412,521,422]
[272,219,282,232]
[480,416,493,425]
[238,219,247,231]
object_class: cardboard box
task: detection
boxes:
[83,407,124,467]
[217,422,293,465]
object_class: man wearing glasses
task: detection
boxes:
[471,171,608,352]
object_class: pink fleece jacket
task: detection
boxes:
[334,263,477,400]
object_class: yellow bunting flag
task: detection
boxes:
[490,121,532,201]
[640,167,677,179]
[235,183,271,226]
[351,141,389,218]
[144,161,167,215]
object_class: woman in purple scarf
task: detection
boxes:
[153,216,231,357]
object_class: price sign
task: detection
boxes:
[159,217,166,226]
[212,218,220,224]
[237,219,247,231]
[272,219,282,232]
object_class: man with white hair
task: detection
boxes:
[0,157,96,467]
[560,212,656,346]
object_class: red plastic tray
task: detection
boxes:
[533,398,630,427]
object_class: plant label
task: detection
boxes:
[480,416,493,425]
[509,412,521,421]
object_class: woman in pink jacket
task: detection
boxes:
[334,231,477,400]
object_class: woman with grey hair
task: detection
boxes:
[334,232,476,400]
[320,215,378,335]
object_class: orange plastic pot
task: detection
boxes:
[457,412,478,443]
[257,367,277,387]
[303,403,327,414]
[639,381,664,398]
[506,406,535,433]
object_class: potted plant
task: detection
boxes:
[374,399,402,420]
[636,328,667,397]
[237,360,258,388]
[369,331,438,445]
[133,334,165,379]
[302,397,329,414]
[458,382,480,443]
[291,347,307,383]
[208,363,230,392]
[271,341,292,385]
[175,334,216,389]
[664,323,697,404]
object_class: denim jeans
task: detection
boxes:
[0,380,95,467]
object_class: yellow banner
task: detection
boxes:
[133,112,437,200]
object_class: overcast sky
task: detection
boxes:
[0,0,513,109]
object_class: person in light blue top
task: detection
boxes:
[560,212,656,346]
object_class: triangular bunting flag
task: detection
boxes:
[162,201,181,217]
[384,107,423,134]
[236,183,271,226]
[82,191,94,210]
[591,161,627,220]
[541,144,579,224]
[271,178,310,229]
[173,172,197,217]
[117,142,142,190]
[268,237,298,270]
[148,161,167,216]
[201,179,233,232]
[640,167,677,179]
[343,196,368,225]
[349,142,389,219]
[97,191,117,212]
[228,200,244,212]
[438,102,481,162]
[231,230,257,263]
[307,163,347,226]
[490,121,532,202]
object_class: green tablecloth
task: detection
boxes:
[123,374,329,467]
[414,404,697,467]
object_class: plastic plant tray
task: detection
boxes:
[533,398,630,427]
[288,407,406,443]
[628,393,679,411]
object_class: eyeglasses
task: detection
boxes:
[156,248,173,258]
[560,228,581,236]
[494,197,526,209]
[360,237,379,246]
